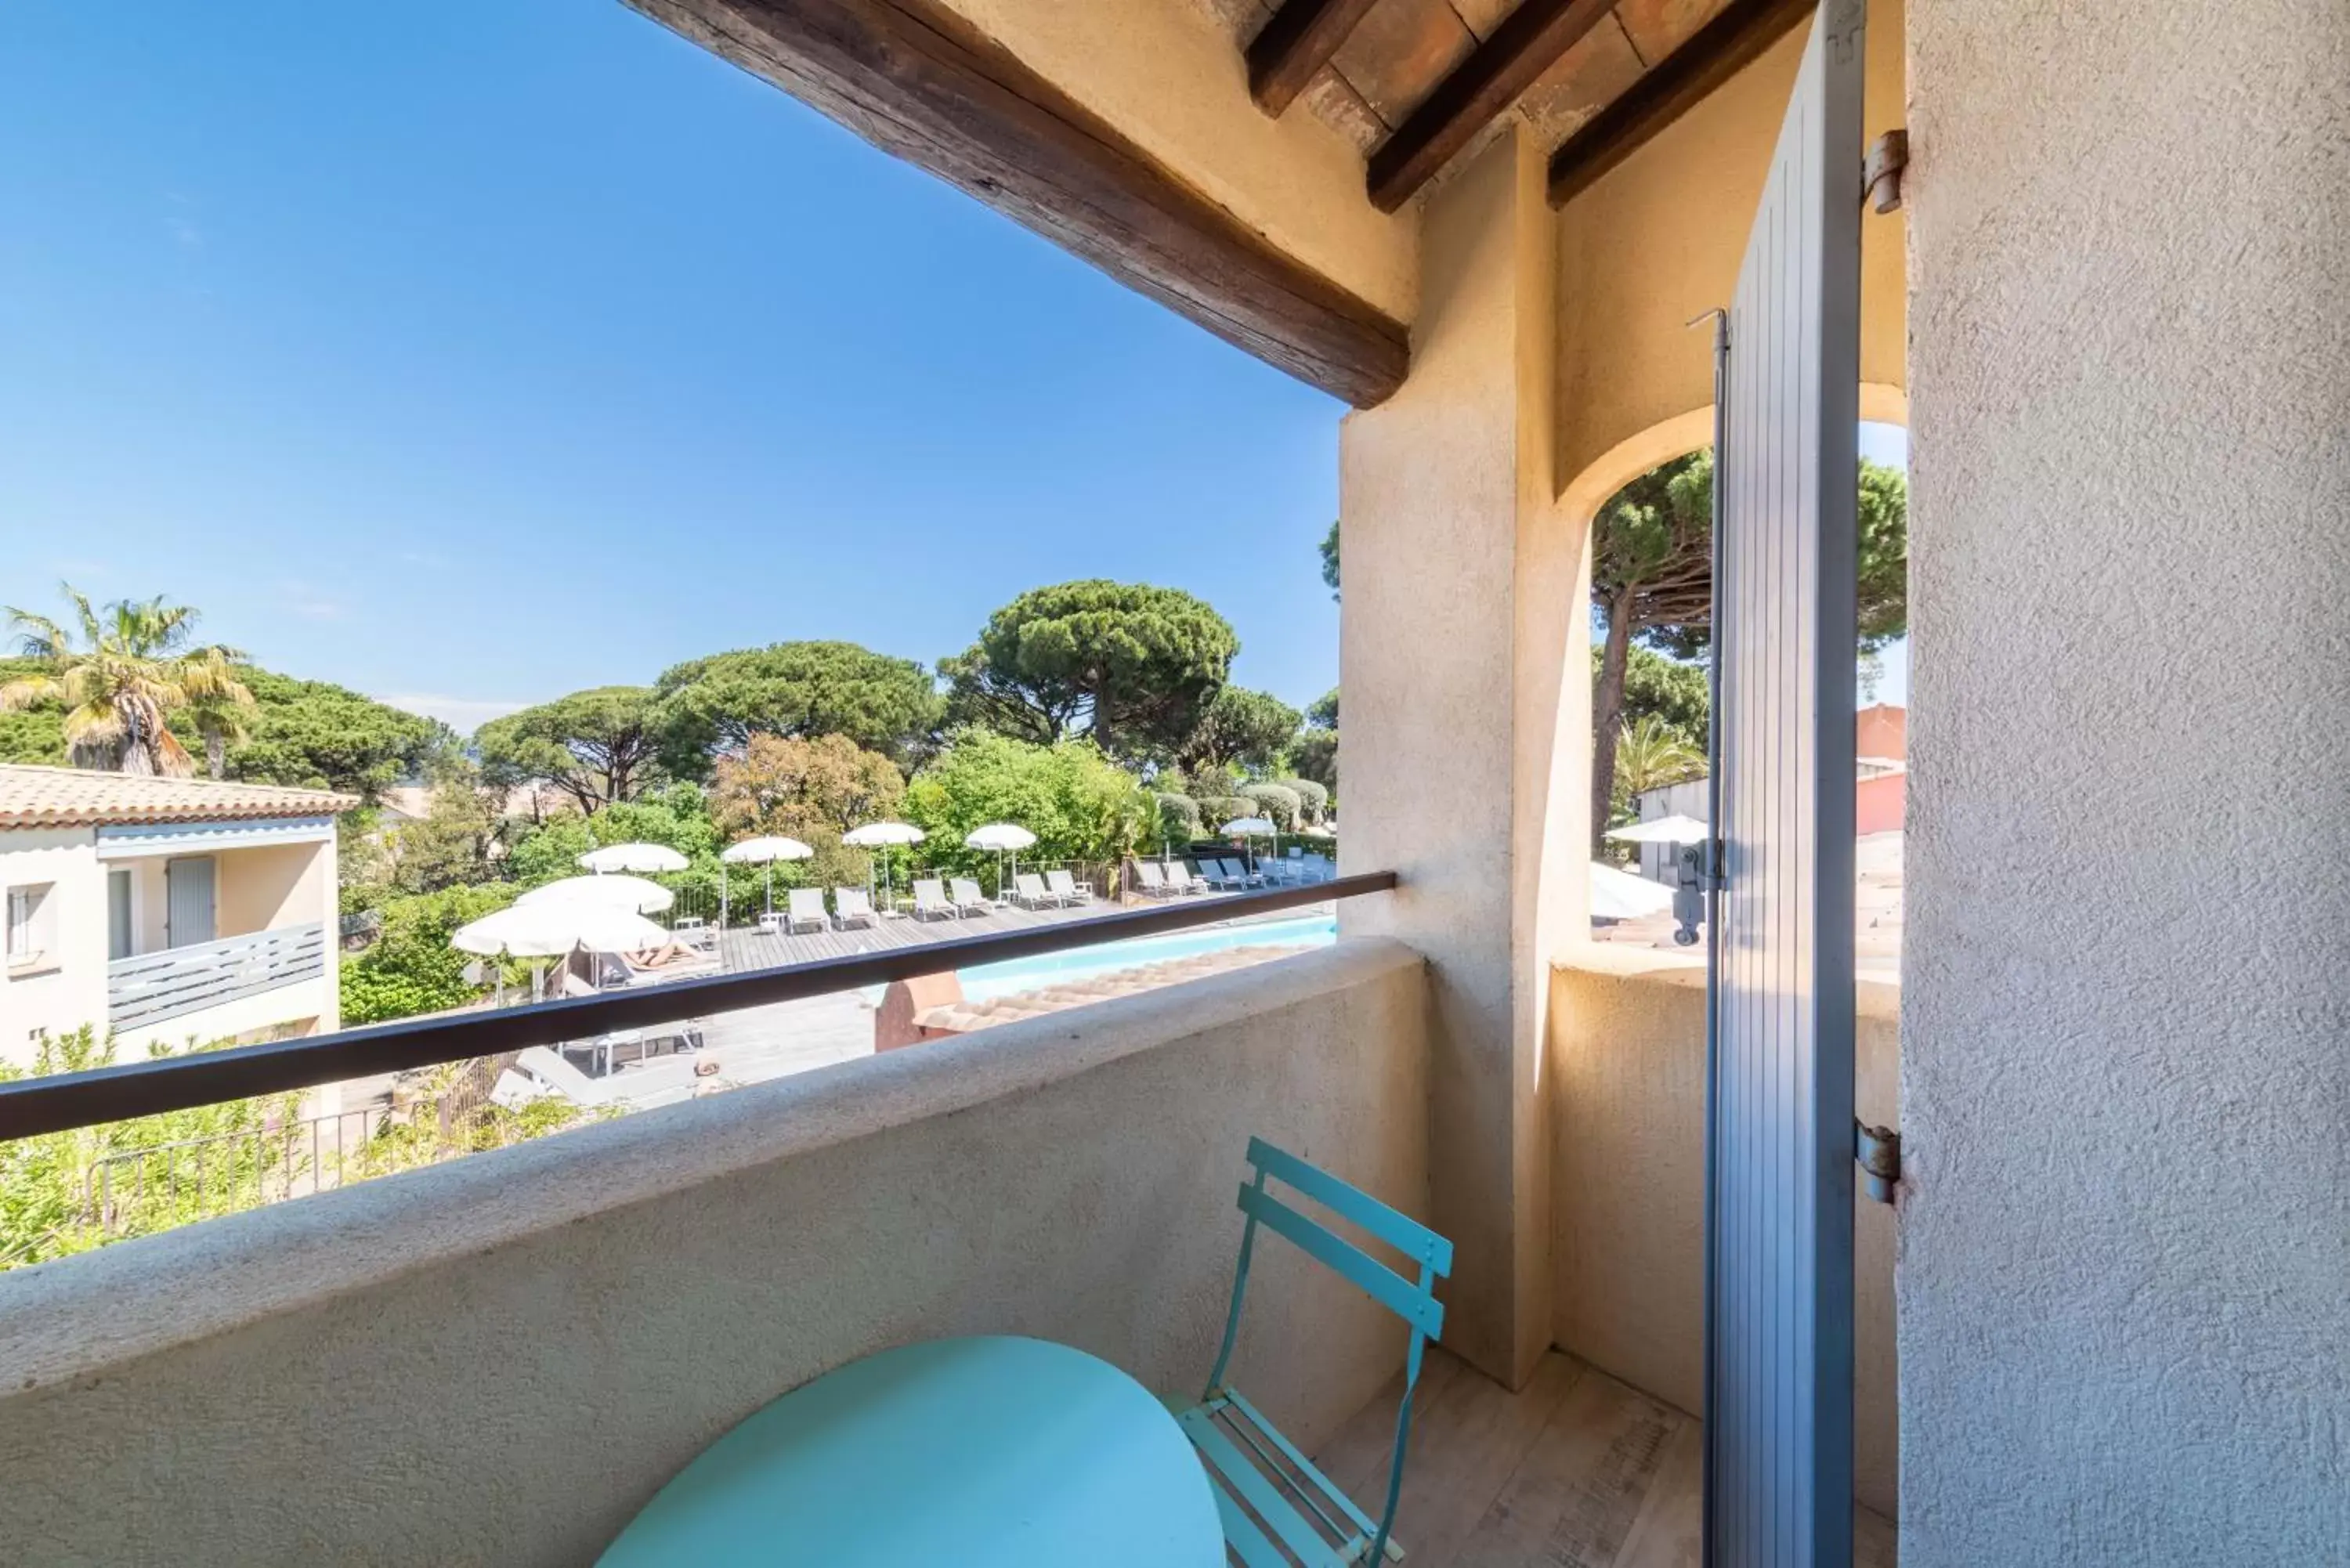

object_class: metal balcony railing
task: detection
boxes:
[106,922,330,1032]
[5,873,1397,1141]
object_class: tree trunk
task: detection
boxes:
[120,706,157,777]
[205,731,227,779]
[1592,590,1636,853]
[1085,671,1111,758]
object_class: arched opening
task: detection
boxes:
[1562,393,1910,918]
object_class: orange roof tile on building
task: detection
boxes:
[0,764,358,829]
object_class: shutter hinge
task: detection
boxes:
[1855,1119,1901,1204]
[1670,839,1723,947]
[1864,129,1909,215]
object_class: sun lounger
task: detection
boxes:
[1133,862,1177,898]
[949,877,992,916]
[833,887,879,929]
[505,1046,631,1108]
[1045,869,1093,904]
[786,888,827,934]
[1173,862,1213,894]
[1012,872,1062,909]
[912,878,959,921]
[1218,857,1266,888]
[1193,860,1241,891]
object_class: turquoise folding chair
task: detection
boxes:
[1173,1139,1454,1566]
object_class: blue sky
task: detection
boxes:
[0,1,1347,732]
[1,2,1904,734]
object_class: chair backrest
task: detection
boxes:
[788,888,824,919]
[1206,1138,1453,1564]
[1015,873,1048,898]
[836,887,872,917]
[951,877,986,902]
[914,878,947,904]
[1046,869,1077,894]
[1135,862,1167,888]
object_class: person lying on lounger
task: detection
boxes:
[626,943,707,970]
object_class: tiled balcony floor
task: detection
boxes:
[1311,1349,1897,1567]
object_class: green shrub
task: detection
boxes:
[1274,777,1328,824]
[1152,792,1202,848]
[1236,782,1303,830]
[1195,796,1257,833]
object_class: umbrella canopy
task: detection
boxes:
[1220,816,1278,836]
[1603,813,1711,846]
[453,903,668,958]
[721,836,815,865]
[578,842,689,874]
[518,874,674,915]
[843,822,926,847]
[963,823,1036,853]
[1589,861,1677,921]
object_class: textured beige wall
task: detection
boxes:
[938,0,1416,323]
[213,843,315,937]
[1902,1,2350,1560]
[1340,124,1582,1388]
[1553,0,1907,497]
[0,941,1430,1566]
[1547,948,1899,1518]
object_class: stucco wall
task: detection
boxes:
[1902,0,2350,1559]
[1552,0,1907,504]
[1547,948,1900,1518]
[938,0,1416,323]
[1340,125,1579,1387]
[0,940,1430,1565]
[0,827,106,1064]
[213,842,320,938]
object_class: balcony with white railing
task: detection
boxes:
[105,922,330,1035]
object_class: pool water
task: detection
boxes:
[955,914,1337,1002]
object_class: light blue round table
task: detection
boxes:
[598,1335,1225,1566]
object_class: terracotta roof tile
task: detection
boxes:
[0,764,358,829]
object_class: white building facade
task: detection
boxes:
[0,765,353,1068]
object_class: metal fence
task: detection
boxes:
[81,1057,544,1237]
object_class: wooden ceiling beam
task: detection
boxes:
[1546,0,1813,207]
[1246,0,1386,117]
[628,0,1408,406]
[1366,0,1618,213]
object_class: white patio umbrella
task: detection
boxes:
[454,903,669,957]
[1602,813,1710,846]
[577,842,689,875]
[1589,860,1677,921]
[1221,815,1279,879]
[843,821,925,909]
[518,874,674,916]
[454,902,670,1003]
[964,823,1036,901]
[721,835,815,915]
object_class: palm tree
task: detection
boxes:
[187,667,256,779]
[1612,714,1705,806]
[0,587,255,777]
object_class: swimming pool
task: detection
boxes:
[954,913,1337,1002]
